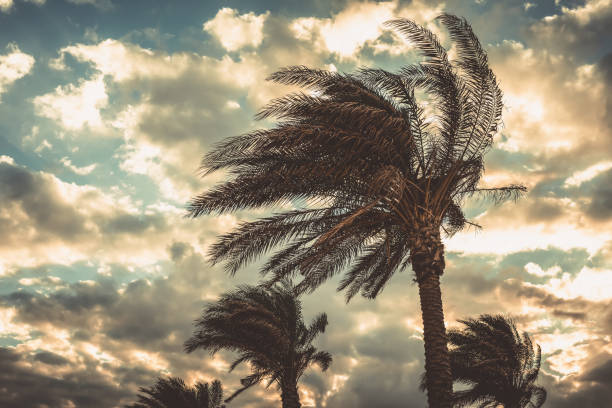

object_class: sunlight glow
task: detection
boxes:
[531,267,612,302]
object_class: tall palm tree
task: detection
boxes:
[442,315,547,408]
[188,14,523,407]
[127,376,225,408]
[184,281,332,408]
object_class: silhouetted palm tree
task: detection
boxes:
[188,14,523,408]
[184,281,331,408]
[127,376,225,408]
[441,315,547,408]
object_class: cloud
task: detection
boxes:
[33,74,108,130]
[583,168,612,219]
[0,0,46,12]
[203,8,269,52]
[66,0,113,11]
[2,2,612,407]
[60,157,97,175]
[488,39,607,156]
[0,43,34,99]
[288,0,443,59]
[0,347,132,408]
[0,0,13,13]
[0,244,275,407]
[0,158,184,268]
[564,161,612,187]
[529,0,612,58]
[50,39,272,200]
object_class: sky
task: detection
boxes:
[0,0,611,407]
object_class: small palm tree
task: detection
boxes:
[442,315,547,408]
[184,281,332,408]
[126,376,225,408]
[188,14,523,407]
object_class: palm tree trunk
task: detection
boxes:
[280,382,301,408]
[411,225,452,408]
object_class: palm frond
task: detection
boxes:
[185,282,331,404]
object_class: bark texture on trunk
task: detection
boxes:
[410,225,452,408]
[280,382,301,408]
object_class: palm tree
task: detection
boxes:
[184,281,332,408]
[442,315,546,408]
[188,14,523,407]
[127,376,225,408]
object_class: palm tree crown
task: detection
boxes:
[184,281,331,408]
[188,14,523,408]
[127,376,225,408]
[447,315,547,408]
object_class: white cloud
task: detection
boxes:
[564,161,612,187]
[33,74,108,130]
[489,40,608,154]
[290,1,396,58]
[60,157,97,175]
[553,0,612,25]
[51,39,170,81]
[524,262,561,277]
[0,0,13,12]
[0,0,46,13]
[0,43,34,99]
[446,224,610,256]
[528,266,612,302]
[66,0,112,10]
[203,7,269,52]
[289,0,443,59]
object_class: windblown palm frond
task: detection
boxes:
[421,314,547,408]
[126,377,225,408]
[189,13,524,297]
[188,14,524,408]
[184,281,331,408]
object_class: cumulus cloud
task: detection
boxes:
[529,0,612,57]
[33,74,108,130]
[203,8,269,52]
[0,0,13,12]
[0,43,34,99]
[0,158,189,269]
[288,0,443,59]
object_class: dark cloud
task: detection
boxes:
[105,278,191,345]
[33,350,70,366]
[168,241,190,262]
[544,354,612,408]
[528,3,612,60]
[599,52,612,129]
[581,358,612,383]
[0,347,132,408]
[325,356,426,408]
[101,212,167,235]
[551,310,587,321]
[0,279,119,327]
[0,161,88,243]
[355,325,423,362]
[583,168,612,219]
[0,159,172,263]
